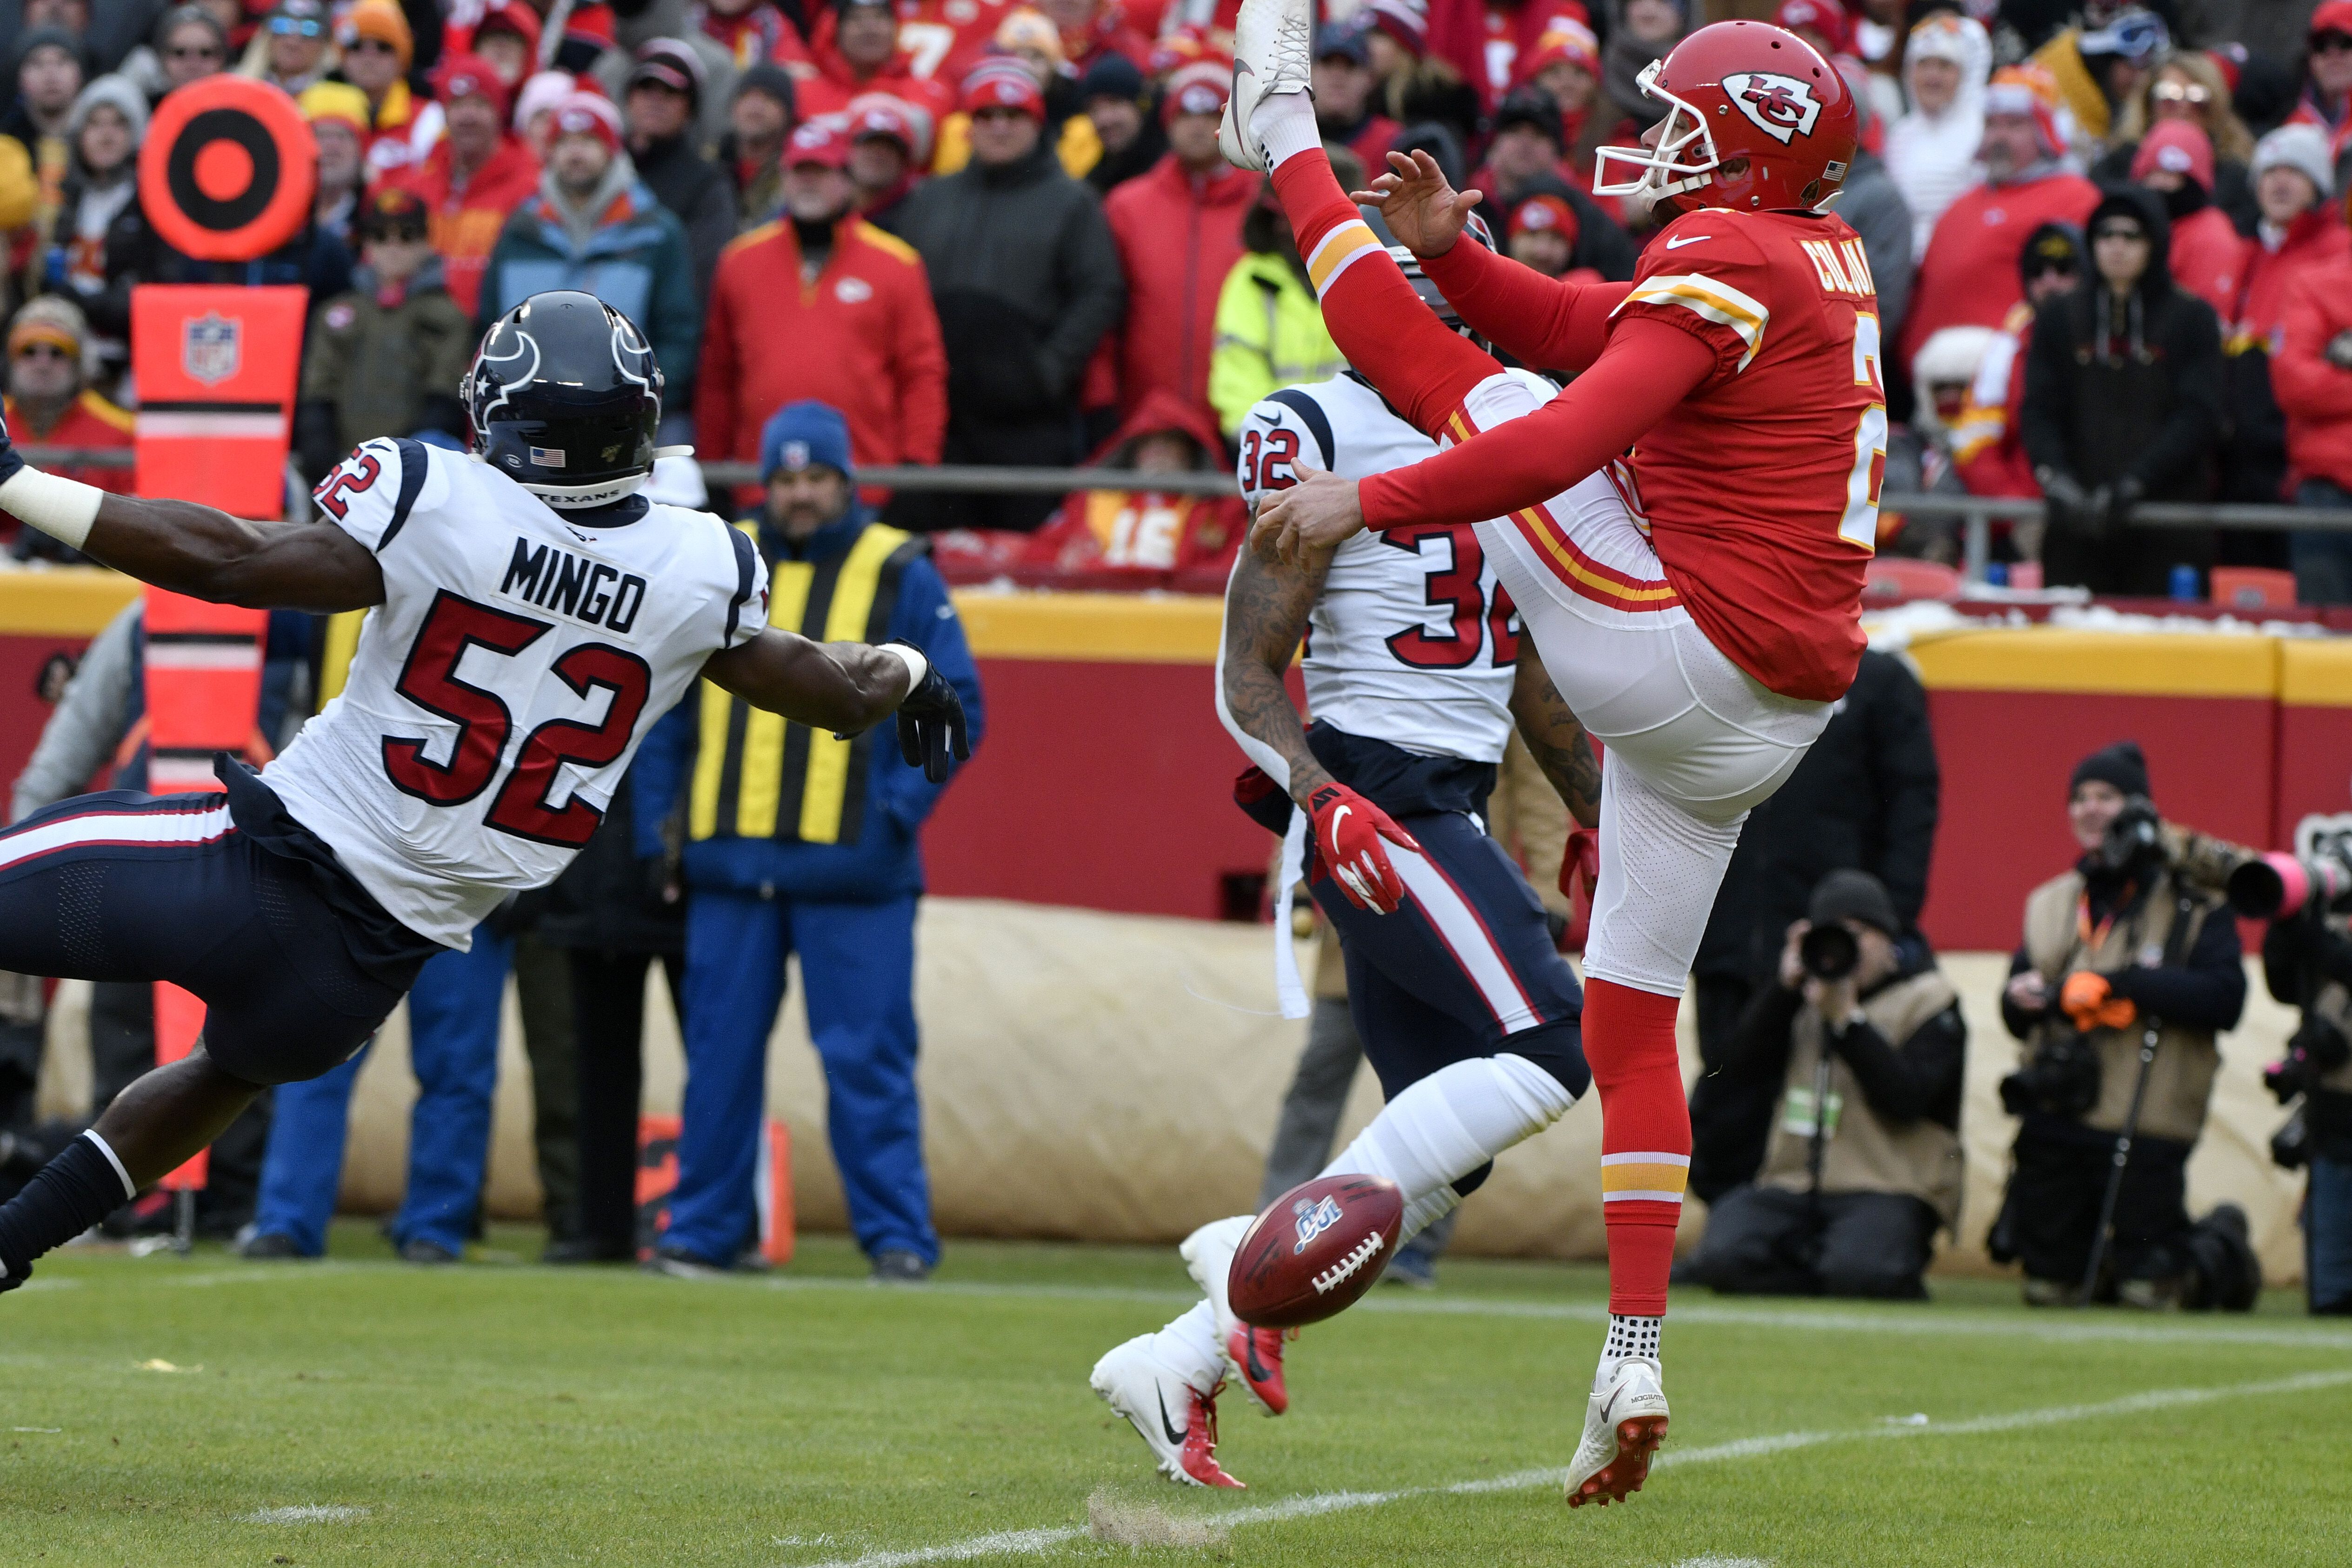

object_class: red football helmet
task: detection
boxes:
[1592,20,1859,215]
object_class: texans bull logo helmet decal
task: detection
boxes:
[1723,71,1823,144]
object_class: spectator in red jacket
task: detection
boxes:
[466,1,543,92]
[2,296,130,559]
[391,55,540,319]
[2272,244,2352,601]
[337,0,439,182]
[2220,124,2350,507]
[696,117,949,508]
[1036,0,1151,76]
[1902,64,2102,370]
[1098,60,1252,427]
[801,0,953,125]
[1424,0,1594,117]
[2132,120,2240,319]
[1023,388,1244,586]
[1314,20,1397,169]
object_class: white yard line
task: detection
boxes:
[791,1369,2352,1568]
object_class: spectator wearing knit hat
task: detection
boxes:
[625,39,737,302]
[697,116,947,507]
[2096,50,2258,233]
[119,4,228,103]
[0,296,129,546]
[1313,21,1396,170]
[390,55,540,319]
[1423,0,1596,119]
[483,91,702,396]
[1078,50,1161,196]
[296,187,473,482]
[845,95,926,231]
[2218,125,2350,514]
[467,0,542,91]
[1469,86,1573,212]
[1901,64,2101,372]
[931,7,1101,177]
[892,57,1123,530]
[37,72,141,331]
[2292,0,2352,155]
[2132,120,2241,320]
[515,69,577,160]
[720,62,794,226]
[1096,58,1253,429]
[1495,176,1635,285]
[2,26,87,232]
[299,80,368,242]
[335,0,440,181]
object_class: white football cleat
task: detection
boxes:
[1179,1215,1291,1416]
[1091,1334,1245,1488]
[1218,0,1313,171]
[1564,1357,1670,1508]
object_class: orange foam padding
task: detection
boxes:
[633,1114,793,1266]
[142,588,266,779]
[131,284,308,519]
[153,981,207,1191]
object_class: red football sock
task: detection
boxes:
[1268,151,1499,442]
[1583,977,1689,1318]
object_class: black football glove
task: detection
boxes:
[887,639,971,783]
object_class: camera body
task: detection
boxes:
[2225,815,2352,921]
[1999,1028,2103,1119]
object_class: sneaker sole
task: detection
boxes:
[1566,1415,1669,1508]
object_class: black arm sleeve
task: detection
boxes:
[1866,657,1940,929]
[2108,907,2247,1031]
[2019,298,2075,479]
[2002,946,2048,1041]
[2127,297,2224,494]
[1831,1004,1967,1128]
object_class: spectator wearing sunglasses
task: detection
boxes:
[238,0,333,96]
[2217,125,2348,514]
[334,0,440,182]
[2291,0,2352,159]
[119,5,229,104]
[0,296,130,559]
[2098,51,2258,233]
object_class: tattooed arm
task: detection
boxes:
[1219,536,1337,809]
[1509,648,1601,828]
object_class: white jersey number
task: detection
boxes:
[384,591,653,848]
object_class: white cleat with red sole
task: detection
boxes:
[1091,1334,1245,1488]
[1565,1357,1669,1508]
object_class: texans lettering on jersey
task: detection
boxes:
[261,439,769,948]
[1607,205,1881,702]
[1232,374,1526,767]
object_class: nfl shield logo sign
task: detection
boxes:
[183,312,240,387]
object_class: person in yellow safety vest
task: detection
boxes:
[630,400,983,1282]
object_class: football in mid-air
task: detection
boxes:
[1228,1174,1404,1328]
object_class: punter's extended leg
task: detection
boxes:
[1247,97,1499,440]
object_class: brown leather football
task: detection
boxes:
[1227,1174,1404,1328]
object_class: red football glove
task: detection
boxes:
[1559,827,1599,952]
[1306,782,1420,914]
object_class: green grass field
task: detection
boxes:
[4,1224,2348,1567]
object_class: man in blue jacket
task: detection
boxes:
[634,400,983,1281]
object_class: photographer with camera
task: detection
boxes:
[2257,907,2352,1315]
[1678,871,1967,1301]
[1992,742,2256,1310]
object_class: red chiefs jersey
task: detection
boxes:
[1612,205,1882,702]
[807,0,1012,84]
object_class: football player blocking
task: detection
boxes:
[0,291,967,1300]
[1099,6,1876,1505]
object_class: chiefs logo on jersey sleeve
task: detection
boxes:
[1722,72,1822,144]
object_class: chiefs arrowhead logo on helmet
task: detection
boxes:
[1723,72,1823,144]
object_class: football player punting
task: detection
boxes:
[1220,5,1872,1507]
[0,292,967,1298]
[1090,231,1603,1489]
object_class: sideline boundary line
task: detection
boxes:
[792,1369,2352,1568]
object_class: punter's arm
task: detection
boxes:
[700,629,971,782]
[1219,539,1336,809]
[1508,648,1600,828]
[0,444,386,612]
[1253,317,1716,560]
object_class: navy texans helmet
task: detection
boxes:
[1359,203,1497,351]
[464,291,668,508]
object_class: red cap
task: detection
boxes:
[548,88,622,153]
[1161,60,1231,122]
[1507,192,1578,244]
[435,51,512,120]
[473,0,541,59]
[2132,117,2215,192]
[1515,16,1598,83]
[1772,0,1851,54]
[960,59,1046,119]
[786,115,852,168]
[849,98,917,153]
[2311,0,2352,39]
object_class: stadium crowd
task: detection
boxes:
[0,0,2343,591]
[0,0,2343,1309]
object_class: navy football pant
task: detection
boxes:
[250,930,510,1255]
[664,889,936,1267]
[1311,808,1591,1111]
[0,791,407,1085]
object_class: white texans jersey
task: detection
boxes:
[260,438,769,948]
[1234,372,1541,765]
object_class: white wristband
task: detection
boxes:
[0,466,102,550]
[878,641,929,697]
